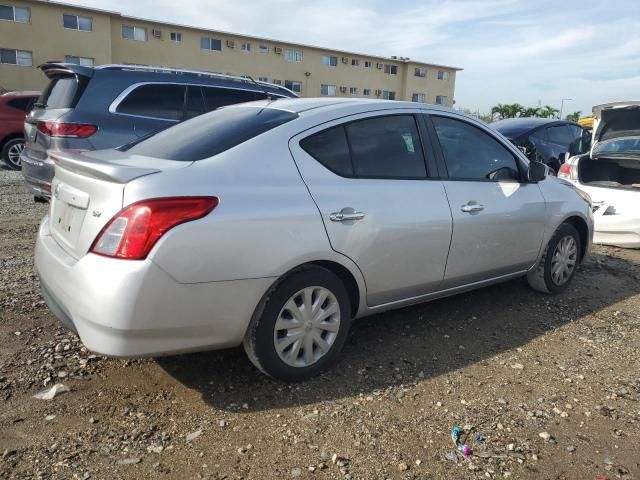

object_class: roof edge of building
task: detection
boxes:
[30,0,463,70]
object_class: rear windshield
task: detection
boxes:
[121,106,298,161]
[37,76,86,109]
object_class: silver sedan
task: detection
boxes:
[35,98,594,381]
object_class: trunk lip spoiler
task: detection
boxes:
[48,149,160,184]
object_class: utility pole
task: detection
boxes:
[560,98,572,119]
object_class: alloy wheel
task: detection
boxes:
[6,142,25,168]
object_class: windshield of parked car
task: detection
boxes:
[593,137,640,156]
[120,106,298,161]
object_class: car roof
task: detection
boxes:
[491,117,576,138]
[225,97,455,115]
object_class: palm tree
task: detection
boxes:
[565,111,582,122]
[521,107,541,117]
[491,103,508,121]
[540,105,560,119]
[491,103,524,120]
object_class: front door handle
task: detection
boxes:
[460,203,484,213]
[329,208,366,222]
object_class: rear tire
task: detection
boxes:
[243,266,351,381]
[527,223,581,294]
[1,138,25,170]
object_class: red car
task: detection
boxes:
[0,91,40,170]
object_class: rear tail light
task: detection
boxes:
[90,197,219,260]
[558,162,578,180]
[37,121,97,138]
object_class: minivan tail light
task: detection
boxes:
[37,121,97,138]
[90,197,219,260]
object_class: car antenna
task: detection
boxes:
[246,75,273,101]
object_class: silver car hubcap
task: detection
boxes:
[551,235,577,285]
[274,286,341,368]
[7,142,24,167]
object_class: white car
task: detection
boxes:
[559,102,640,248]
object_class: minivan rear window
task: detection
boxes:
[121,106,298,161]
[38,76,85,109]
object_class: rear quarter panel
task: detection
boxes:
[124,131,367,293]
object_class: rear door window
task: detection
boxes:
[300,115,427,179]
[203,87,259,111]
[116,84,186,121]
[300,126,352,176]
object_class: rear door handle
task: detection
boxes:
[330,208,366,222]
[460,203,484,213]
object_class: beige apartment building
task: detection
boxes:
[0,0,461,105]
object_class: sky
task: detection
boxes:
[61,0,639,117]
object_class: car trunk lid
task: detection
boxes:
[48,149,190,259]
[591,103,640,159]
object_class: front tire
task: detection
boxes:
[527,223,581,294]
[1,138,25,170]
[243,266,351,381]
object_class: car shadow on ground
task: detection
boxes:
[156,251,640,412]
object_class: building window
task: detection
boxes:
[0,5,30,23]
[382,90,396,100]
[412,93,426,103]
[436,95,448,105]
[170,32,182,42]
[284,80,302,93]
[349,87,358,95]
[64,55,94,67]
[258,45,268,54]
[383,64,398,75]
[122,25,147,41]
[322,55,338,67]
[63,14,92,31]
[0,48,32,66]
[272,79,282,85]
[363,88,371,96]
[437,71,450,80]
[364,61,372,68]
[414,67,426,77]
[241,42,251,52]
[320,84,337,96]
[258,76,268,82]
[351,59,360,66]
[200,36,222,51]
[285,49,303,62]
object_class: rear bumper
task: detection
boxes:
[20,151,53,198]
[35,217,274,357]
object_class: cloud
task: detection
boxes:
[62,0,640,115]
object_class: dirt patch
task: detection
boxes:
[1,168,639,479]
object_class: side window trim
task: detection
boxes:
[426,113,527,183]
[299,112,432,180]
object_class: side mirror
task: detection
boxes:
[528,161,547,182]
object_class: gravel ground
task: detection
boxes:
[1,166,639,480]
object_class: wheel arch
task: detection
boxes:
[0,133,25,151]
[562,215,590,261]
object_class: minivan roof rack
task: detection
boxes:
[96,64,296,96]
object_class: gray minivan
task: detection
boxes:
[21,63,298,200]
